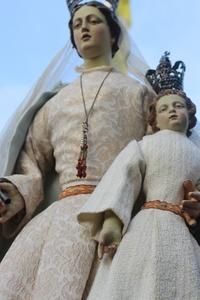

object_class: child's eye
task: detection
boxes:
[175,104,184,108]
[159,107,167,113]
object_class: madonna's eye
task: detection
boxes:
[73,22,81,29]
[88,15,102,24]
[90,19,99,24]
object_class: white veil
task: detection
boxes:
[0,18,150,177]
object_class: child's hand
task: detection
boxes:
[98,211,122,259]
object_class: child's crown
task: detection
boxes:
[146,51,186,94]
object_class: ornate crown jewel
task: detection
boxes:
[66,0,119,15]
[146,51,186,94]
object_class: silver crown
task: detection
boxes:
[146,51,186,94]
[66,0,119,14]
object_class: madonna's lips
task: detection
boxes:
[81,33,91,41]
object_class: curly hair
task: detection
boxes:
[68,2,121,58]
[148,89,197,137]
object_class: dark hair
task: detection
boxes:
[148,89,197,137]
[68,2,121,57]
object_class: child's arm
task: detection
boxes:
[98,210,123,259]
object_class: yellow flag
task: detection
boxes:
[117,0,132,27]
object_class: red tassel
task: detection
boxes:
[76,144,88,178]
[76,159,87,178]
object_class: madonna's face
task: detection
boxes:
[156,94,189,133]
[72,5,112,59]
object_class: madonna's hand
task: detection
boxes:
[180,180,200,226]
[0,182,25,224]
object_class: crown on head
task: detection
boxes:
[146,51,186,94]
[66,0,119,15]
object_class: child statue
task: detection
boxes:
[78,53,200,299]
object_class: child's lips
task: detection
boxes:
[169,114,178,120]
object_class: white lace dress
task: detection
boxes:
[79,130,200,300]
[0,66,153,300]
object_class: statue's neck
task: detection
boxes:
[83,54,112,69]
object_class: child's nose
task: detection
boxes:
[169,106,176,113]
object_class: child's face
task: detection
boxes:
[156,94,189,133]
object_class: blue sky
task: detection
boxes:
[0,0,200,131]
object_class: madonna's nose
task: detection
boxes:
[81,20,89,32]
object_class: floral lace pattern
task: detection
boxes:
[0,69,154,299]
[0,196,96,299]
